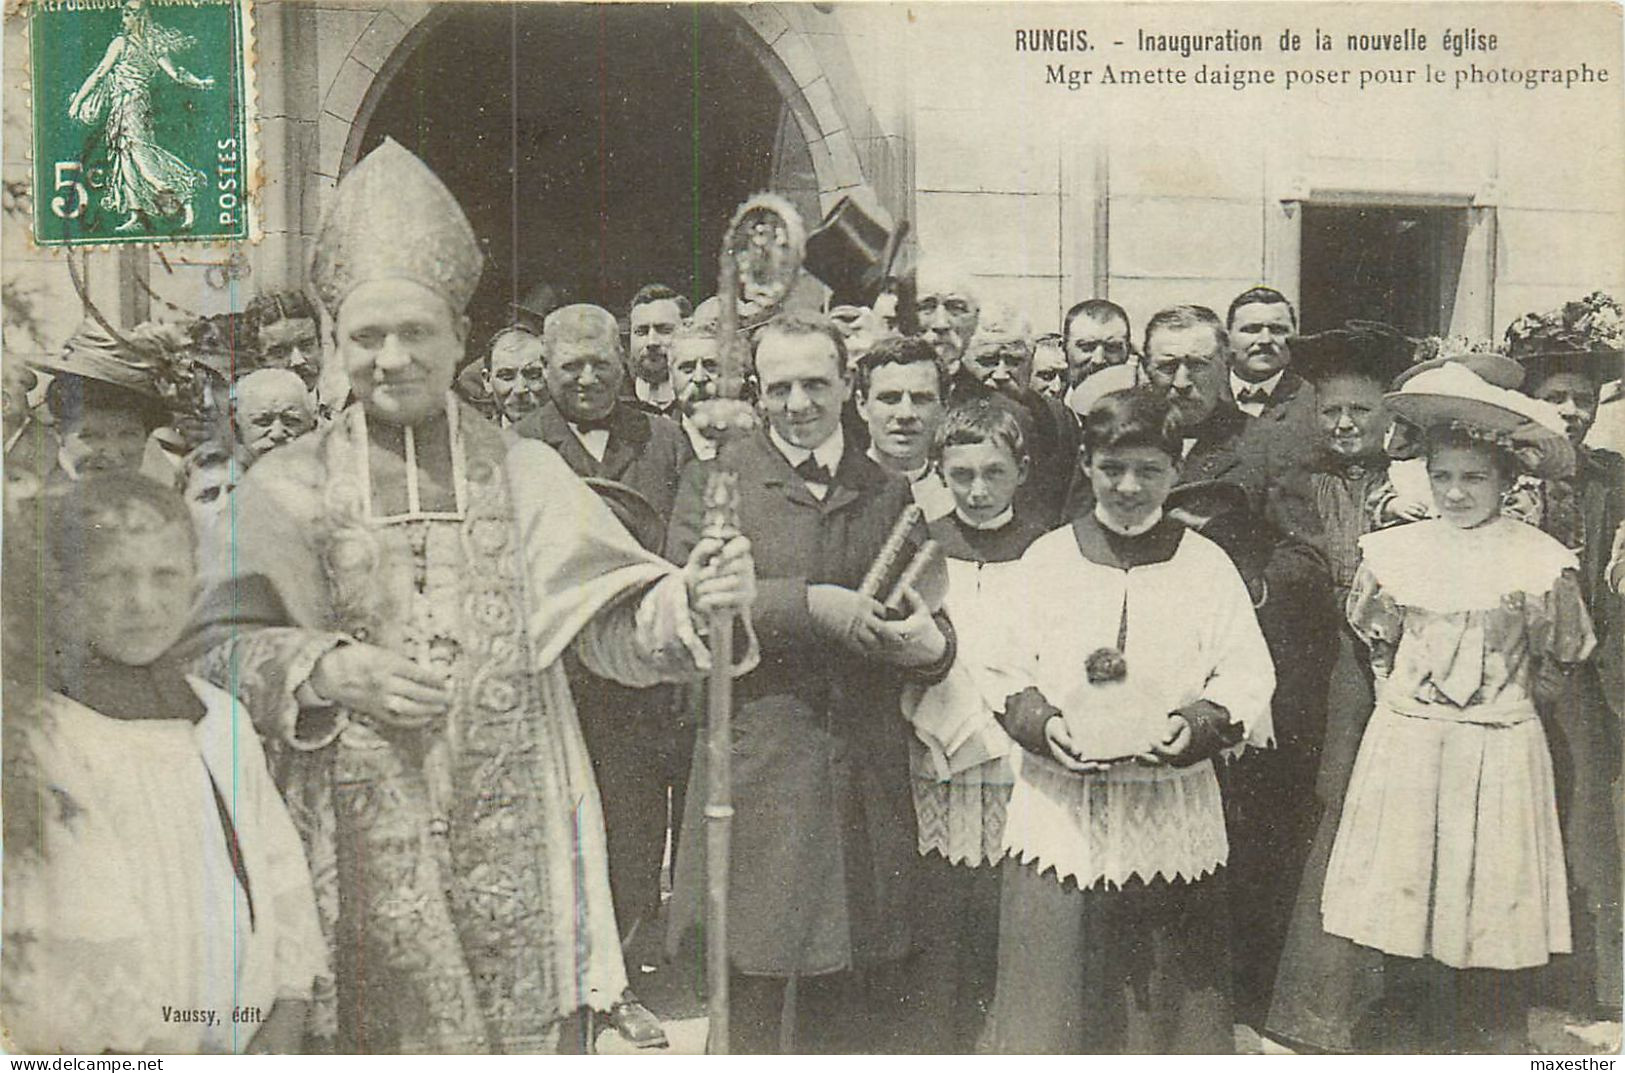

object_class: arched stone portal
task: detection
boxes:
[304,2,885,331]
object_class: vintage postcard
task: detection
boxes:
[1,0,1621,1060]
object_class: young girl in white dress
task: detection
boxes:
[2,475,325,1054]
[1321,363,1595,1051]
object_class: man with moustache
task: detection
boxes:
[515,303,695,1048]
[665,312,956,1054]
[1122,304,1321,543]
[1062,298,1134,387]
[856,335,954,519]
[626,284,691,416]
[1226,287,1316,445]
[915,260,981,378]
[668,318,726,461]
[232,367,316,465]
[483,324,548,427]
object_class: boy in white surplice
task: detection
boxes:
[991,387,1276,1053]
[2,476,326,1054]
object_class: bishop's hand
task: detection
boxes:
[308,642,453,729]
[684,534,757,616]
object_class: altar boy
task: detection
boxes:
[3,476,325,1054]
[903,400,1050,1051]
[991,387,1275,1053]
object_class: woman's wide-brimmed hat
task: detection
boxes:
[1385,362,1574,479]
[30,317,163,398]
[1517,346,1625,391]
[1392,349,1525,392]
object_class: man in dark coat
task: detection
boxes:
[514,303,695,1048]
[1225,287,1318,456]
[665,312,955,1054]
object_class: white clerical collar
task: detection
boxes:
[1095,504,1163,537]
[866,444,930,483]
[634,377,675,408]
[1231,369,1286,400]
[956,505,1014,531]
[770,424,844,474]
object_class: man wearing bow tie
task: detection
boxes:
[1226,287,1316,436]
[516,303,695,1048]
[665,312,957,1053]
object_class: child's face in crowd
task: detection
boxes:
[1428,444,1511,529]
[941,440,1026,524]
[75,519,197,665]
[185,459,234,532]
[1084,445,1179,529]
[60,404,150,476]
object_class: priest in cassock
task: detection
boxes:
[183,139,758,1054]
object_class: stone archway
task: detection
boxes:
[320,3,872,209]
[302,2,891,327]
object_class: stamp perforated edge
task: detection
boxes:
[14,0,263,254]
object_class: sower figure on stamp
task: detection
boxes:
[665,312,956,1054]
[68,0,213,233]
[181,139,759,1053]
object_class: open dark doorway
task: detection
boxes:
[1299,204,1469,336]
[358,3,808,338]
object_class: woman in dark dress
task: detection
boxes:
[1511,320,1625,1019]
[1265,324,1417,1052]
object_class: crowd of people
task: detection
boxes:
[3,137,1622,1056]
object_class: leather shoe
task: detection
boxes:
[608,996,668,1049]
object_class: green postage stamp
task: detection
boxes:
[28,0,255,246]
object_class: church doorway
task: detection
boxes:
[355,2,822,337]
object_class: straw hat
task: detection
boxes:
[1384,362,1574,479]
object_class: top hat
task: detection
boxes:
[804,190,908,309]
